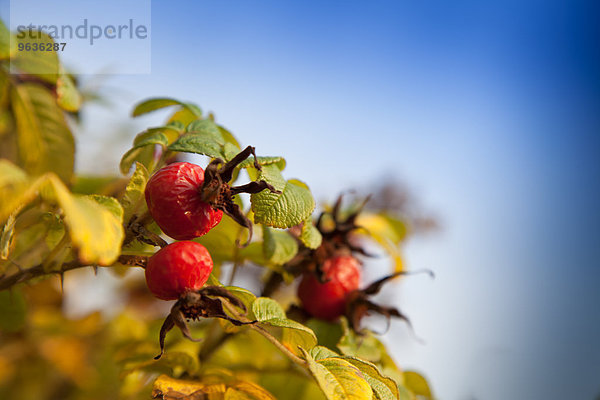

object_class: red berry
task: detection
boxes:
[145,162,223,240]
[145,241,213,300]
[297,255,361,321]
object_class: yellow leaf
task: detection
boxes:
[152,374,212,398]
[0,161,124,265]
[404,371,433,399]
[11,83,74,183]
[356,212,407,273]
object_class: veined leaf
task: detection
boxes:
[310,346,340,361]
[343,356,400,400]
[132,97,202,118]
[11,83,74,183]
[169,131,223,159]
[186,119,225,144]
[168,119,242,161]
[300,348,372,400]
[251,164,315,229]
[263,227,298,265]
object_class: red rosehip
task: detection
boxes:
[145,241,213,300]
[297,255,362,321]
[145,162,223,240]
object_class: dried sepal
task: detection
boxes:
[155,285,256,359]
[199,146,280,246]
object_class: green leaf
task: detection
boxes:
[252,297,317,352]
[132,97,202,117]
[120,162,149,224]
[119,130,168,174]
[300,348,373,400]
[186,119,225,144]
[403,371,433,399]
[252,297,286,320]
[251,165,315,229]
[300,217,322,249]
[11,83,74,183]
[263,227,298,265]
[168,119,236,160]
[343,357,400,400]
[56,73,82,112]
[0,289,26,332]
[169,132,223,159]
[11,31,59,83]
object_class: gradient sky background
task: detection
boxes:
[4,0,600,399]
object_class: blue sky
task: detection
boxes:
[4,0,600,398]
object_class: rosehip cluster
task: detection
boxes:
[292,195,432,333]
[141,146,279,358]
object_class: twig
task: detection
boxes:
[0,260,87,291]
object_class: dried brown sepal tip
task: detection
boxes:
[155,285,256,360]
[316,194,373,254]
[345,269,434,340]
[200,145,281,247]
